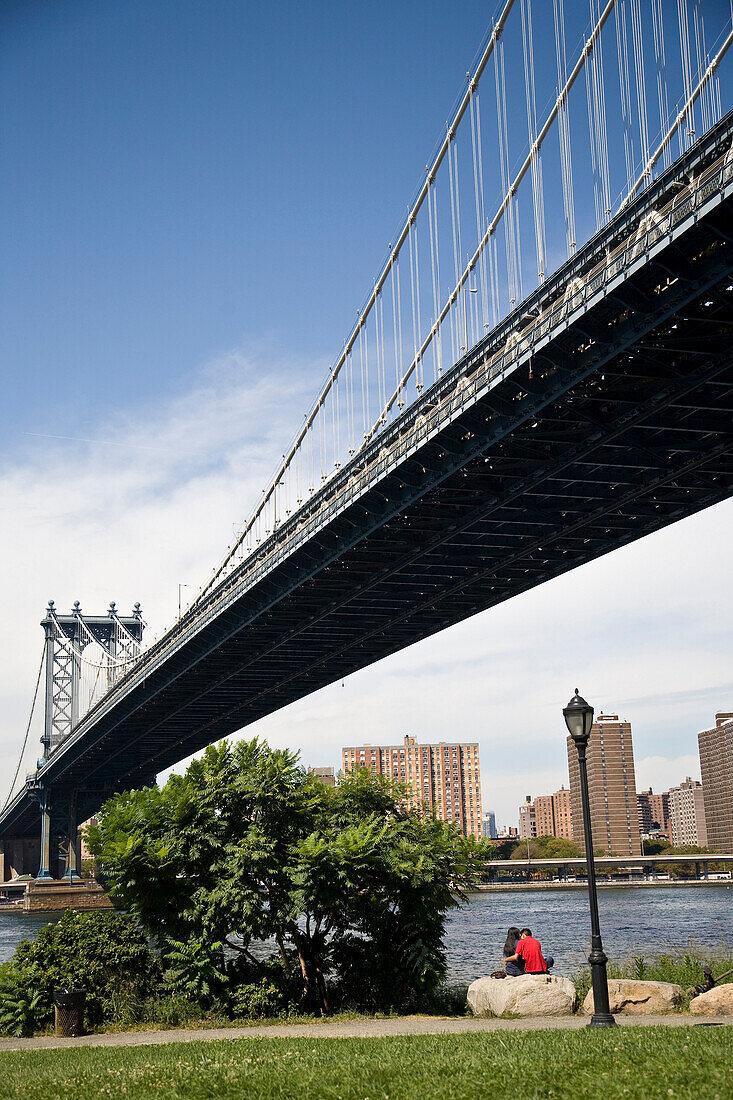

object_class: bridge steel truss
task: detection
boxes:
[2,114,733,853]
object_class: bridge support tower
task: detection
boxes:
[34,601,144,884]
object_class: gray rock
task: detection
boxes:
[689,984,733,1016]
[582,979,683,1015]
[467,974,577,1018]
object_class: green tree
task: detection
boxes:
[89,738,484,1014]
[509,835,582,861]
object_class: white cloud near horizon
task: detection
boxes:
[2,345,732,828]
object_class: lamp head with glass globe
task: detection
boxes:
[563,689,594,745]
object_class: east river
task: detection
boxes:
[1,886,731,981]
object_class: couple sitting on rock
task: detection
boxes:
[504,926,554,976]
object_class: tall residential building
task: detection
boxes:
[567,713,641,857]
[482,810,497,839]
[637,788,671,835]
[698,712,733,850]
[518,795,536,840]
[668,777,708,847]
[533,787,573,839]
[341,736,482,838]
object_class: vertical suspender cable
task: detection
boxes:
[396,254,405,407]
[615,0,635,193]
[630,0,650,177]
[693,0,711,133]
[427,182,441,380]
[521,0,546,283]
[391,259,401,403]
[554,0,577,254]
[496,38,518,307]
[470,90,490,327]
[651,0,671,170]
[622,24,733,204]
[678,0,695,153]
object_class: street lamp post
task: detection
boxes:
[563,689,616,1028]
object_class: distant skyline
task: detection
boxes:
[2,1,732,826]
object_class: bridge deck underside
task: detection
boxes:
[5,174,733,836]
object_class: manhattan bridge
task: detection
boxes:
[2,0,733,882]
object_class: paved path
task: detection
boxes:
[1,1014,729,1052]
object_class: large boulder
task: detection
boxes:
[689,984,733,1016]
[468,974,577,1018]
[583,979,683,1015]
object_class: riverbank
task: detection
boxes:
[475,879,733,891]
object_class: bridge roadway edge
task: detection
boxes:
[3,118,733,839]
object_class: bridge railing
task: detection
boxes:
[52,116,733,757]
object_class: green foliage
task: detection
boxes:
[163,938,226,1004]
[0,910,161,1033]
[228,978,285,1020]
[137,993,207,1028]
[508,835,582,861]
[90,737,485,1016]
[639,838,671,855]
[0,963,46,1037]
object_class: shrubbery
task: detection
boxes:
[0,910,161,1034]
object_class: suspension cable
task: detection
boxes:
[2,641,46,811]
[189,0,517,608]
[365,0,618,438]
[622,23,733,205]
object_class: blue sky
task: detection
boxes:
[2,0,733,827]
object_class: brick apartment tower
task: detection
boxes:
[637,788,671,835]
[668,777,708,847]
[698,712,733,851]
[567,713,641,857]
[341,735,482,838]
[533,787,573,839]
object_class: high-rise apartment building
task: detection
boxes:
[698,712,733,851]
[482,810,497,839]
[567,713,641,857]
[637,788,671,835]
[518,795,536,840]
[532,787,573,839]
[668,777,707,847]
[341,736,482,838]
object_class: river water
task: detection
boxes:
[1,886,731,982]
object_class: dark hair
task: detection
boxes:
[520,928,532,938]
[503,926,521,957]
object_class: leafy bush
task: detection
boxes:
[228,978,285,1019]
[0,963,46,1037]
[139,992,213,1027]
[163,937,227,1005]
[0,909,161,1034]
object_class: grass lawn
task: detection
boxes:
[1,1027,731,1100]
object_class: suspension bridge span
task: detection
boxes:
[2,0,733,881]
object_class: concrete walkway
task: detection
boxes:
[1,1013,729,1052]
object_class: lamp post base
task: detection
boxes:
[588,1013,616,1028]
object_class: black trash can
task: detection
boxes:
[54,988,86,1037]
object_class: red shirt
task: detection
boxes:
[516,935,547,973]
